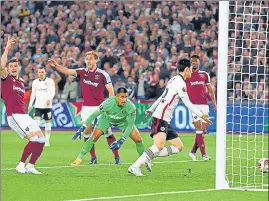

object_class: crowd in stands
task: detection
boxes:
[1,1,268,103]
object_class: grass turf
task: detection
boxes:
[1,131,268,201]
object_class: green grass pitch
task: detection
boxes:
[1,131,268,201]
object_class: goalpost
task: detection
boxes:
[216,1,268,191]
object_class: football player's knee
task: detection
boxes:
[194,121,202,130]
[135,137,143,144]
[176,141,184,152]
[155,142,165,150]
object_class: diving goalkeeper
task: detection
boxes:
[71,87,146,166]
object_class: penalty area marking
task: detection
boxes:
[63,189,218,201]
[1,159,213,171]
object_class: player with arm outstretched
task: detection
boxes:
[28,66,55,147]
[128,59,212,176]
[71,87,146,166]
[186,55,217,161]
[48,51,121,164]
[1,36,45,174]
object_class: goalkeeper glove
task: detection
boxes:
[72,125,86,140]
[110,137,126,150]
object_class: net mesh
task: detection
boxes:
[226,1,269,190]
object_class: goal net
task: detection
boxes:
[217,1,268,191]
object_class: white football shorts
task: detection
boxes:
[7,114,41,139]
[191,104,209,123]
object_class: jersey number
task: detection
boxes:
[161,88,169,103]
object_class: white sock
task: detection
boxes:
[26,163,34,169]
[133,145,160,167]
[45,123,51,143]
[155,145,180,157]
[18,161,25,167]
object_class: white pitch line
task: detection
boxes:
[1,159,213,171]
[64,189,218,201]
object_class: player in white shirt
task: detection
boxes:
[128,59,212,176]
[28,67,55,147]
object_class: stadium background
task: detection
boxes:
[1,1,268,132]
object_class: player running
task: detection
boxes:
[186,55,217,161]
[1,36,45,174]
[128,59,212,176]
[71,87,146,166]
[28,67,55,147]
[48,51,121,164]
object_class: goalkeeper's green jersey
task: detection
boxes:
[85,97,136,138]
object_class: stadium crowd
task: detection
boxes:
[1,1,268,102]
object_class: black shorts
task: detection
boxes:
[150,117,178,140]
[35,108,52,121]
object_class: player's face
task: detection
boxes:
[7,62,20,77]
[191,58,200,71]
[38,69,46,80]
[85,54,98,71]
[116,93,128,106]
[185,67,193,79]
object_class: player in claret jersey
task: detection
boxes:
[48,51,121,164]
[186,55,217,161]
[1,37,45,174]
[71,87,146,166]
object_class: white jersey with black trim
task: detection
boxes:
[29,77,55,109]
[149,74,203,124]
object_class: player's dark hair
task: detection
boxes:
[190,55,200,60]
[6,58,21,67]
[117,87,128,94]
[177,59,191,72]
[37,66,45,70]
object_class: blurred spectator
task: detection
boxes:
[126,76,137,100]
[1,1,267,103]
[61,76,78,100]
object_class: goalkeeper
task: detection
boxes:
[71,87,146,166]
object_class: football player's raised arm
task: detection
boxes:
[1,37,16,79]
[122,110,136,139]
[48,59,76,76]
[29,81,36,107]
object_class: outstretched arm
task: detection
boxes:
[1,37,16,79]
[48,59,77,76]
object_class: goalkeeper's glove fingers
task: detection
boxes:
[110,137,126,150]
[118,136,126,145]
[72,125,86,140]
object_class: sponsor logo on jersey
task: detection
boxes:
[13,85,25,93]
[190,81,205,86]
[83,79,99,87]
